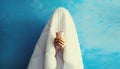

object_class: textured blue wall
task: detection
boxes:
[0,0,120,69]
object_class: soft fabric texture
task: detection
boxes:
[27,7,83,69]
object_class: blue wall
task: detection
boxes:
[0,0,120,69]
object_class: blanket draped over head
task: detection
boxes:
[27,7,84,69]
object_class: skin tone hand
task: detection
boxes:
[54,31,65,54]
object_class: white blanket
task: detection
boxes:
[27,7,84,69]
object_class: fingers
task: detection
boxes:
[55,38,64,43]
[54,31,65,54]
[54,38,65,48]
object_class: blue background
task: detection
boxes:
[0,0,120,69]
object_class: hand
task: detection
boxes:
[54,31,65,52]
